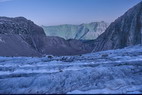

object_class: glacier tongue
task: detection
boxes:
[0,45,142,94]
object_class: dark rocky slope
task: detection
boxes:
[0,17,44,56]
[39,36,94,56]
[93,1,142,52]
[0,34,40,57]
[0,17,94,56]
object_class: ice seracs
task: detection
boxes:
[0,45,142,94]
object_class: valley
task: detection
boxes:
[0,1,142,94]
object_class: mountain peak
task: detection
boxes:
[93,1,142,52]
[42,21,109,40]
[0,16,27,21]
[0,16,45,35]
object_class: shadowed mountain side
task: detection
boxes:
[0,34,41,57]
[0,17,94,56]
[93,1,142,52]
[37,36,94,56]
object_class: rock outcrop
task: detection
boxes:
[0,17,94,56]
[0,17,45,56]
[39,36,94,56]
[42,21,109,40]
[93,1,142,52]
[0,17,45,35]
[0,34,41,57]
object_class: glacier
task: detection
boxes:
[0,45,142,94]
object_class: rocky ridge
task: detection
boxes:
[0,17,94,56]
[42,21,109,40]
[93,1,142,52]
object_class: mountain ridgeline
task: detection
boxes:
[42,22,109,40]
[0,17,94,56]
[0,1,142,57]
[93,1,142,52]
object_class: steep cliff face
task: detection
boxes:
[0,17,45,52]
[42,21,109,40]
[0,34,40,57]
[0,17,45,56]
[0,17,45,35]
[0,17,94,56]
[93,2,142,52]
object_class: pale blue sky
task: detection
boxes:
[0,0,141,25]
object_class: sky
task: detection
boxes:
[0,0,141,26]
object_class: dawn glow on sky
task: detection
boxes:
[0,0,141,25]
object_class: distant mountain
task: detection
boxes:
[0,17,94,56]
[93,1,142,52]
[42,21,109,40]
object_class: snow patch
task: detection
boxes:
[0,37,5,43]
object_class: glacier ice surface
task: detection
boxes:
[0,45,142,94]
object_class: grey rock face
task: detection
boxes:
[42,21,109,40]
[0,17,94,56]
[0,17,45,35]
[0,17,45,51]
[93,2,142,52]
[0,17,45,56]
[0,34,41,57]
[38,36,94,56]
